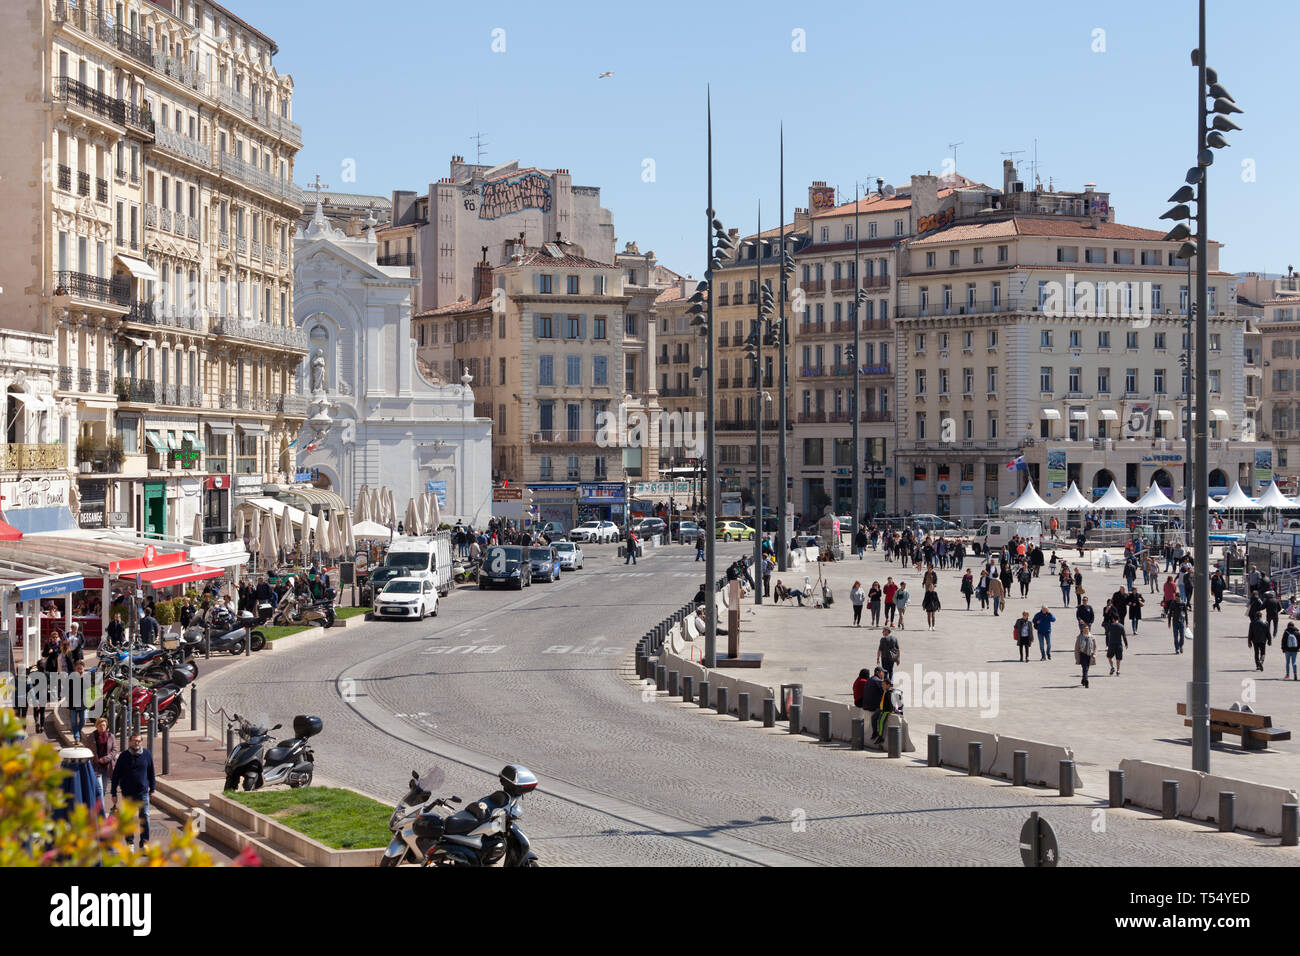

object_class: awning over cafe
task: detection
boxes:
[3,507,78,536]
[114,254,159,281]
[139,562,224,589]
[14,571,84,602]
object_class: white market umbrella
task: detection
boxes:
[428,491,442,530]
[192,511,204,542]
[417,494,431,533]
[356,484,371,521]
[250,508,262,546]
[1214,482,1261,511]
[259,513,279,569]
[1092,482,1133,510]
[1003,480,1053,511]
[279,506,296,559]
[234,509,246,540]
[352,519,391,540]
[1256,480,1295,510]
[1133,481,1180,510]
[342,509,356,554]
[299,512,314,561]
[404,498,419,535]
[318,511,334,559]
[333,512,347,558]
[1052,482,1095,511]
[385,488,397,528]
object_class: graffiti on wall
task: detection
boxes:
[478,172,553,220]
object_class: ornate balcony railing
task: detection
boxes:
[218,231,229,250]
[96,369,111,393]
[77,171,90,196]
[151,52,206,93]
[96,178,108,202]
[212,316,308,350]
[188,216,200,240]
[214,82,302,146]
[58,165,72,190]
[377,253,416,267]
[160,208,172,231]
[0,444,64,470]
[236,235,247,255]
[281,394,308,417]
[216,151,295,201]
[53,271,130,307]
[144,203,158,227]
[58,366,73,390]
[78,369,92,392]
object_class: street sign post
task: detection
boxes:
[1019,811,1059,867]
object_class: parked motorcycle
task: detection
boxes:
[126,663,197,730]
[182,612,266,655]
[223,713,321,792]
[380,764,540,867]
[379,768,461,867]
[270,594,335,629]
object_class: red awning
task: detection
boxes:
[109,550,187,576]
[138,563,225,589]
[0,517,22,541]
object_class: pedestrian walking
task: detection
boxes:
[1167,595,1187,654]
[876,627,900,682]
[1210,569,1225,611]
[1033,606,1056,660]
[894,583,910,630]
[960,569,974,610]
[976,570,990,610]
[883,578,898,626]
[1016,562,1032,599]
[1075,624,1097,688]
[89,716,117,803]
[1059,566,1072,607]
[695,534,705,561]
[922,583,940,630]
[1126,587,1144,634]
[988,574,1005,617]
[1105,618,1128,675]
[867,581,882,626]
[762,555,773,598]
[67,659,90,742]
[624,529,639,565]
[1013,611,1034,662]
[111,733,157,849]
[1282,621,1300,680]
[850,581,866,627]
[1073,568,1084,606]
[1248,611,1271,672]
[1264,590,1282,638]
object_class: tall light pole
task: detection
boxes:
[752,202,764,604]
[1161,0,1243,772]
[851,183,863,537]
[776,126,791,572]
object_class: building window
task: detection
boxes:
[1154,368,1166,394]
[1098,368,1110,393]
[973,247,983,264]
[564,314,581,339]
[1125,368,1138,393]
[925,252,936,269]
[593,355,607,386]
[566,355,582,386]
[1068,330,1081,349]
[1098,330,1110,349]
[593,316,606,339]
[567,275,579,294]
[1068,367,1081,393]
[915,369,926,395]
[1126,331,1139,349]
[1040,329,1053,348]
[567,456,580,480]
[988,413,998,440]
[949,250,959,267]
[868,221,877,238]
[894,220,903,236]
[987,366,997,393]
[916,413,926,440]
[539,274,553,293]
[997,245,1008,263]
[1040,367,1052,392]
[539,354,554,386]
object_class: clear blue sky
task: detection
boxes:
[254,0,1297,277]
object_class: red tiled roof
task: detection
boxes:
[741,223,809,242]
[908,216,1185,246]
[418,297,492,317]
[517,248,614,269]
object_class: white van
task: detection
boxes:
[978,519,1042,550]
[382,530,454,596]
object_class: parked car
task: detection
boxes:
[534,521,567,540]
[672,520,703,543]
[634,517,667,539]
[373,577,438,620]
[570,520,619,543]
[552,540,585,570]
[478,545,533,589]
[528,546,564,583]
[716,521,756,541]
[911,513,962,533]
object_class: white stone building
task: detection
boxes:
[292,204,493,526]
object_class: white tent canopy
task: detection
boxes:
[1052,482,1095,511]
[1091,482,1133,510]
[1003,481,1053,511]
[1214,482,1261,511]
[1255,480,1295,510]
[352,519,392,540]
[1133,481,1180,510]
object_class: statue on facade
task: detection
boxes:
[311,348,328,394]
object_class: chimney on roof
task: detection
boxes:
[555,231,562,243]
[473,259,494,303]
[481,246,489,264]
[877,178,884,196]
[793,207,810,235]
[1003,159,1017,195]
[910,173,941,223]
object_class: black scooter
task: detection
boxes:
[224,714,321,791]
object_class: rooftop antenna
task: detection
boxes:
[471,130,489,167]
[1028,138,1041,189]
[947,141,964,170]
[1000,148,1024,167]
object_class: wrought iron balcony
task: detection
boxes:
[0,444,64,470]
[59,366,73,390]
[96,178,108,202]
[212,316,309,350]
[53,271,131,307]
[151,52,206,93]
[215,82,302,146]
[861,410,892,422]
[144,203,158,227]
[160,208,172,231]
[377,253,416,267]
[217,151,296,202]
[281,394,308,417]
[79,369,92,392]
[58,165,71,190]
[96,369,111,393]
[188,216,200,240]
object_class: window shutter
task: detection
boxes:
[532,313,541,339]
[533,273,540,294]
[579,314,587,339]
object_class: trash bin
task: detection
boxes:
[779,683,803,720]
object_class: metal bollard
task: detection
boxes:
[190,685,198,731]
[697,681,710,709]
[928,733,941,767]
[668,671,679,696]
[716,686,728,716]
[245,631,251,656]
[635,652,646,679]
[1110,770,1125,808]
[851,717,865,751]
[150,696,159,735]
[147,714,156,756]
[1059,760,1075,797]
[788,703,801,734]
[161,726,170,776]
[205,632,211,660]
[1013,750,1028,787]
[762,697,775,728]
[1284,804,1299,847]
[119,704,128,751]
[1219,792,1236,833]
[968,741,982,776]
[655,664,666,692]
[886,723,901,758]
[226,723,234,757]
[1162,779,1179,819]
[737,692,749,722]
[818,711,831,742]
[682,675,694,703]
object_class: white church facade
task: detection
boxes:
[292,202,493,526]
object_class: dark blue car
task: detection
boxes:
[528,546,563,583]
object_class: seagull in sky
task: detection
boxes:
[598,71,613,79]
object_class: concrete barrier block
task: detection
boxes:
[884,713,916,752]
[991,736,1082,788]
[800,696,856,741]
[1193,773,1300,836]
[935,722,998,772]
[1118,759,1204,822]
[732,678,779,720]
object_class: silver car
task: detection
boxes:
[552,540,585,570]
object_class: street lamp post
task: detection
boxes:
[777,126,791,572]
[753,202,764,605]
[851,184,863,539]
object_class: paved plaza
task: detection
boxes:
[731,543,1300,796]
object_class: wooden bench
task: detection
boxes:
[1177,702,1292,750]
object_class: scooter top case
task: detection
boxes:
[293,715,323,738]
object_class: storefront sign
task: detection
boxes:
[16,573,83,602]
[234,475,264,496]
[0,475,70,511]
[493,486,523,501]
[294,469,318,483]
[579,483,625,503]
[1141,454,1184,463]
[205,476,230,490]
[78,506,105,529]
[108,511,129,527]
[173,439,201,469]
[633,482,693,496]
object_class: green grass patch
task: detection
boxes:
[260,624,311,641]
[228,787,392,849]
[336,606,368,620]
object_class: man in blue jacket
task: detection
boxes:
[1032,606,1056,661]
[111,733,156,848]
